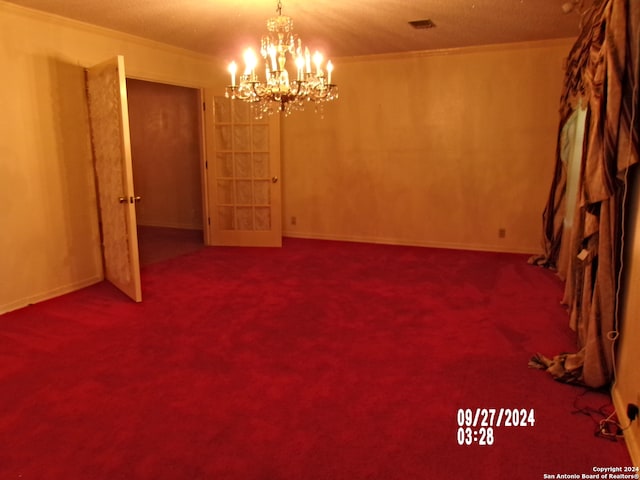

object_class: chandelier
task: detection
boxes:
[225,0,338,118]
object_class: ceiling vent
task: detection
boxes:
[408,19,436,30]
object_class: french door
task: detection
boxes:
[86,56,142,301]
[204,94,282,247]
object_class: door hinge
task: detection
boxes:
[203,101,206,111]
[208,217,211,226]
[205,160,208,169]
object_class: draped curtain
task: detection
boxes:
[530,0,639,388]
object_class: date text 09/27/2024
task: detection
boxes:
[457,408,536,428]
[456,408,536,446]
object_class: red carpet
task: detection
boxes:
[0,239,631,479]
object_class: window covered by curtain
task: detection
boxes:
[530,0,639,388]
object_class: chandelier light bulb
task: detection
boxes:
[313,51,323,76]
[268,45,278,71]
[295,55,305,81]
[243,49,258,76]
[228,61,237,87]
[304,47,311,74]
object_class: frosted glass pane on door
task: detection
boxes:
[233,126,251,151]
[217,180,234,204]
[218,206,234,230]
[214,97,231,123]
[232,101,250,123]
[216,153,234,177]
[252,125,269,151]
[253,153,269,177]
[255,207,271,230]
[254,180,270,205]
[236,207,253,230]
[236,180,253,204]
[235,154,252,178]
[215,126,232,150]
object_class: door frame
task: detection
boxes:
[198,88,212,245]
[113,72,283,249]
[124,75,212,245]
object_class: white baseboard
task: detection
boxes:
[0,275,104,315]
[137,222,203,230]
[282,230,538,255]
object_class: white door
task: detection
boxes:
[86,56,142,301]
[204,93,282,247]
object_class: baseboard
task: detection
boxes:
[137,222,203,230]
[612,386,640,467]
[282,231,538,255]
[0,275,104,315]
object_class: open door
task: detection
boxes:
[203,93,282,247]
[86,56,142,301]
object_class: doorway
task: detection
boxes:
[126,78,206,266]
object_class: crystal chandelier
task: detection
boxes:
[225,0,338,118]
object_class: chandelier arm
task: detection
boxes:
[290,80,301,96]
[249,81,260,98]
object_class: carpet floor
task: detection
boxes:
[0,238,632,479]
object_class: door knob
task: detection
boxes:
[272,176,278,183]
[134,196,142,203]
[118,197,127,204]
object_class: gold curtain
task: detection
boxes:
[530,0,639,388]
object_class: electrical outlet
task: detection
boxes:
[291,216,297,226]
[498,228,506,238]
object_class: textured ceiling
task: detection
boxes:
[3,0,586,59]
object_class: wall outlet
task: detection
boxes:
[291,216,297,226]
[498,228,506,238]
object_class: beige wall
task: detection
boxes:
[0,2,224,313]
[614,166,640,467]
[281,39,573,253]
[127,79,204,230]
[0,0,573,314]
